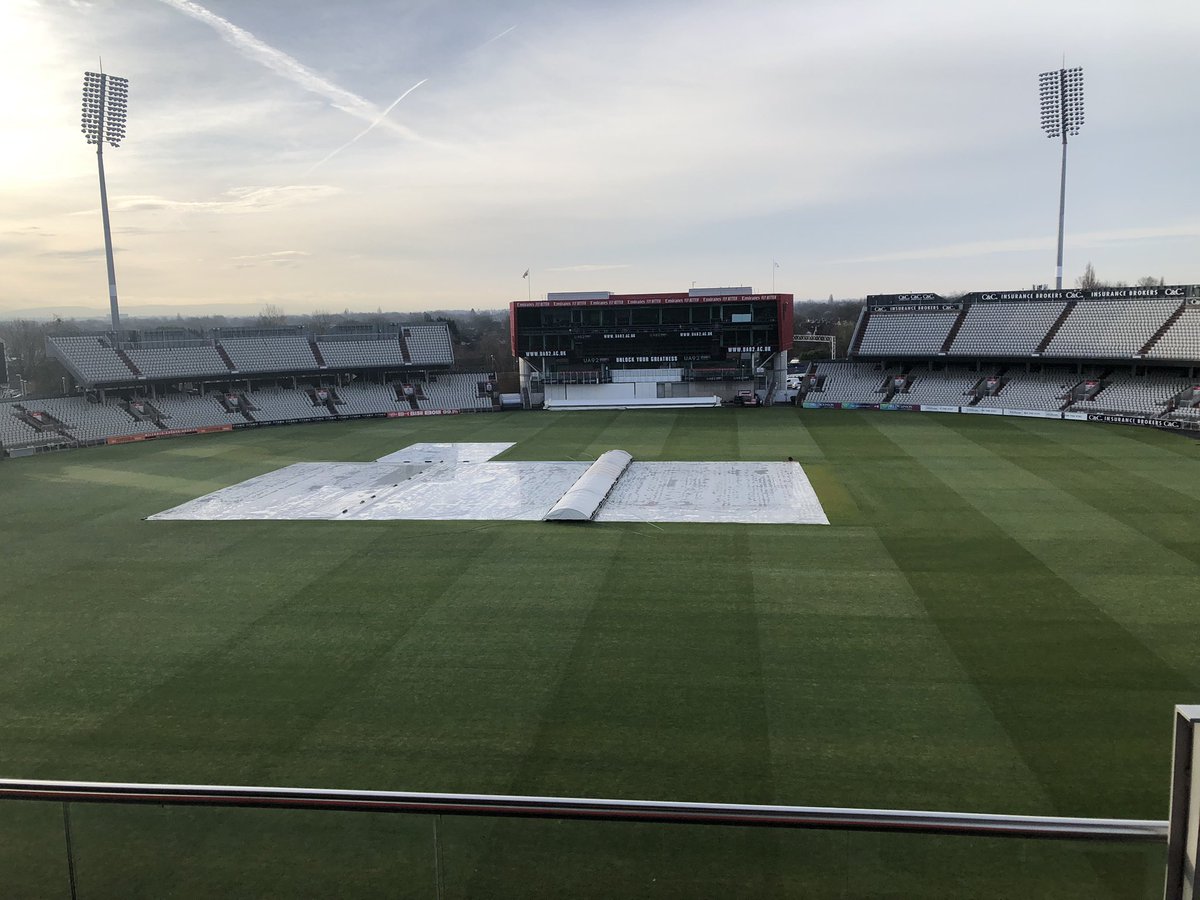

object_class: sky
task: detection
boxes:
[2,0,1198,318]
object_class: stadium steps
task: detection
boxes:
[308,340,328,369]
[16,407,78,444]
[849,310,870,354]
[1079,382,1109,408]
[1137,303,1186,356]
[112,346,143,377]
[238,399,257,423]
[118,399,158,426]
[939,307,970,353]
[215,344,238,372]
[141,401,170,429]
[395,383,422,409]
[14,406,65,432]
[398,332,412,364]
[313,388,339,414]
[1034,301,1077,354]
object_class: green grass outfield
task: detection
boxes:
[1,408,1197,898]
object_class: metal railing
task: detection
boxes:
[2,705,1197,898]
[0,779,1167,841]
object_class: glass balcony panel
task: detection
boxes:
[65,803,435,899]
[0,799,68,897]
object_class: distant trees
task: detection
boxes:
[1076,262,1101,289]
[256,303,287,327]
[792,299,863,358]
[0,318,74,395]
[1075,263,1166,290]
[444,309,514,372]
[306,308,336,334]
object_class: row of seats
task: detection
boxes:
[125,346,228,379]
[246,389,331,422]
[1076,377,1197,416]
[856,299,1200,360]
[316,339,408,368]
[951,302,1066,356]
[404,326,454,365]
[1045,299,1179,357]
[49,325,457,386]
[22,396,159,442]
[1148,308,1200,360]
[0,402,65,449]
[812,363,896,402]
[151,395,244,429]
[973,373,1082,410]
[802,364,1197,417]
[421,374,494,411]
[1,375,497,452]
[221,336,317,373]
[858,311,958,355]
[897,367,978,405]
[46,336,134,381]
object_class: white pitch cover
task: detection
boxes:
[150,444,829,525]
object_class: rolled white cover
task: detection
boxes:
[543,450,633,521]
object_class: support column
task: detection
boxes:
[519,358,533,410]
[774,351,788,404]
[1165,705,1200,900]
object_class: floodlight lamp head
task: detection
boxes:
[79,71,130,149]
[1036,65,1084,140]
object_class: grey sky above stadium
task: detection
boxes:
[3,0,1198,317]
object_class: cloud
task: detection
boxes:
[153,0,428,143]
[829,223,1200,265]
[231,250,310,268]
[545,263,632,273]
[71,185,341,216]
[4,226,56,238]
[37,247,114,260]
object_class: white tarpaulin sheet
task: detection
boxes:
[544,450,633,521]
[147,462,433,520]
[150,444,829,525]
[375,442,514,464]
[343,462,587,521]
[596,462,829,525]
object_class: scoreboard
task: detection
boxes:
[510,290,793,365]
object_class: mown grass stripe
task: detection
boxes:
[819,413,1188,818]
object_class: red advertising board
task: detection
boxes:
[106,424,233,445]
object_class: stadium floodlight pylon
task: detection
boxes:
[81,70,129,334]
[1038,65,1084,290]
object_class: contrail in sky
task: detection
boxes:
[305,23,516,171]
[155,0,425,143]
[306,78,429,174]
[475,24,517,51]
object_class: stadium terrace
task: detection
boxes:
[2,283,1200,455]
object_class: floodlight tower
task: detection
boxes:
[81,70,129,333]
[1038,65,1084,289]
